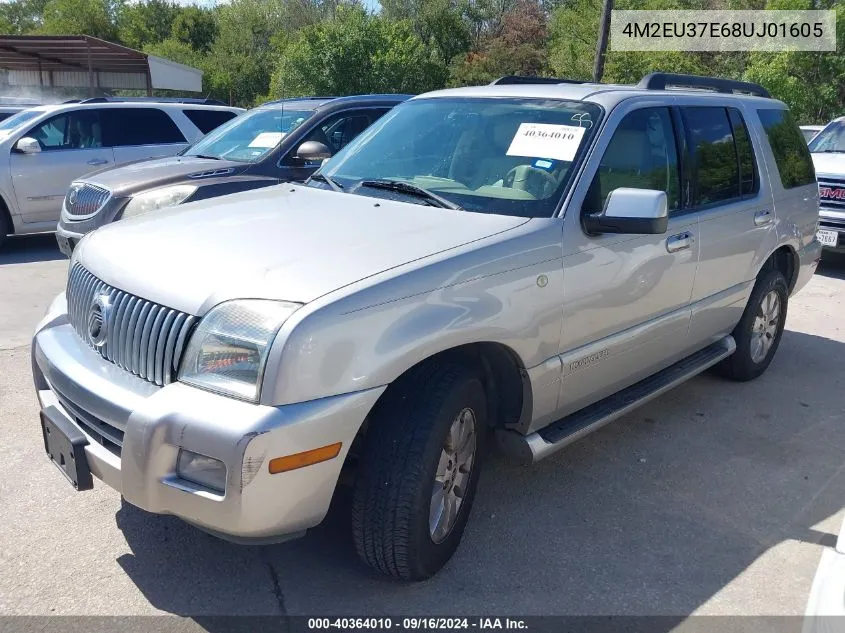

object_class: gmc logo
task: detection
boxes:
[819,187,845,200]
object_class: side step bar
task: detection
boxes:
[498,336,736,464]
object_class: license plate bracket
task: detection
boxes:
[40,406,93,491]
[817,229,839,247]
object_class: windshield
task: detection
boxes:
[184,107,316,162]
[809,121,845,153]
[317,97,602,218]
[0,109,42,132]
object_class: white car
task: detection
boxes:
[0,98,243,248]
[808,118,845,253]
[801,124,824,143]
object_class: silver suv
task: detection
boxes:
[32,73,821,580]
[0,98,242,248]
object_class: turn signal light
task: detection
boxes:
[268,442,342,474]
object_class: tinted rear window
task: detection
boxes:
[728,108,759,197]
[103,108,186,146]
[757,108,816,189]
[182,109,239,134]
[682,106,740,205]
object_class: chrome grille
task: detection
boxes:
[65,183,110,217]
[67,264,196,386]
[818,178,845,211]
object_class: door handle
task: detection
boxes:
[87,158,108,166]
[754,209,773,226]
[666,232,692,253]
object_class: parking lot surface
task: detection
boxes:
[1,234,844,618]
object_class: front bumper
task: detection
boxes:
[57,196,129,257]
[818,210,845,253]
[32,293,384,543]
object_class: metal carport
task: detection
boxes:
[0,35,203,96]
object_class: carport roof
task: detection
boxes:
[0,34,203,92]
[0,35,150,73]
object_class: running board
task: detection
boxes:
[497,336,736,464]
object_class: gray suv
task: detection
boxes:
[55,94,409,256]
[32,73,821,581]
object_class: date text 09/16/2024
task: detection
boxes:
[307,618,529,630]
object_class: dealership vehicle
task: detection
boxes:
[55,94,409,256]
[801,124,824,143]
[0,97,242,248]
[0,102,39,123]
[32,73,821,580]
[808,118,845,252]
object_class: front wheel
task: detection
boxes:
[351,362,487,580]
[715,268,788,381]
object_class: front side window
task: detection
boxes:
[185,107,317,163]
[27,110,104,150]
[582,107,680,214]
[319,97,602,218]
[682,106,740,206]
[284,110,387,166]
[759,108,816,189]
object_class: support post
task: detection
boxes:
[593,0,614,83]
[86,39,95,97]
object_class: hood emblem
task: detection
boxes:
[87,293,112,348]
[67,185,81,206]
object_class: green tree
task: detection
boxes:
[117,0,179,49]
[744,0,845,123]
[449,0,548,85]
[0,0,50,33]
[271,5,447,96]
[40,0,122,40]
[205,0,322,106]
[171,6,218,53]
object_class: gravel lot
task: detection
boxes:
[1,233,844,619]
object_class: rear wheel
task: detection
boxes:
[351,362,487,580]
[0,210,9,249]
[715,268,788,381]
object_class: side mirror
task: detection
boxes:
[583,188,668,235]
[294,140,331,162]
[14,137,41,154]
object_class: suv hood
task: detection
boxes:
[76,184,530,315]
[811,152,845,178]
[85,155,247,196]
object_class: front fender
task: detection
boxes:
[260,221,565,407]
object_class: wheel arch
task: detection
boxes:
[0,190,13,236]
[761,244,799,293]
[340,341,532,479]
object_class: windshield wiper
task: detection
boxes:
[358,180,462,210]
[190,154,223,160]
[817,149,845,153]
[309,172,343,192]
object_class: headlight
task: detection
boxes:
[121,185,197,219]
[178,300,300,402]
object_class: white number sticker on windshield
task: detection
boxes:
[506,123,586,162]
[248,132,285,148]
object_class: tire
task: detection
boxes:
[352,361,487,580]
[715,268,788,382]
[0,211,9,250]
